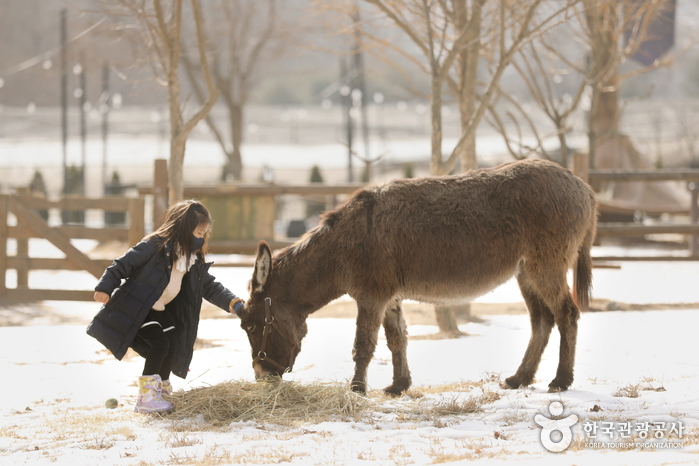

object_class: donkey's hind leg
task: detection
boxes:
[504,269,556,390]
[525,263,581,392]
[547,293,580,392]
[382,299,412,396]
[351,298,388,393]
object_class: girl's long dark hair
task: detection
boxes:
[144,200,211,267]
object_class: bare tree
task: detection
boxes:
[582,0,684,167]
[486,33,588,168]
[182,0,291,181]
[353,1,574,174]
[485,0,694,191]
[340,0,574,336]
[108,0,218,204]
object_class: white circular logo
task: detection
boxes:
[534,401,579,452]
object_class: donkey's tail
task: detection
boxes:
[573,225,595,312]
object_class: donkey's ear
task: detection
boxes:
[252,241,272,293]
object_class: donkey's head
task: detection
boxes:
[239,241,307,380]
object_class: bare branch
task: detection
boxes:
[178,0,218,138]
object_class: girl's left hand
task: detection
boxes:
[94,291,110,304]
[230,298,245,314]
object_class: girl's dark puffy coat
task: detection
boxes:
[86,237,237,379]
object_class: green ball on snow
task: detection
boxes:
[105,398,119,409]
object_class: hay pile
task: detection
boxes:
[167,379,370,425]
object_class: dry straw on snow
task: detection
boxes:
[166,379,370,425]
[165,378,502,428]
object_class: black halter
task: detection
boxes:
[252,297,294,374]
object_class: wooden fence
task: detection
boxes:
[4,156,699,304]
[0,194,144,301]
[573,153,699,260]
[138,160,364,255]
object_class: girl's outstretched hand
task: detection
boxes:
[94,291,110,304]
[230,298,245,315]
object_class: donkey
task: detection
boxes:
[238,159,597,394]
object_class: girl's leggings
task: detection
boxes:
[137,310,177,380]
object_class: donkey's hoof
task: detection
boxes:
[384,377,411,396]
[503,376,528,390]
[548,379,571,393]
[350,381,367,394]
[383,384,408,397]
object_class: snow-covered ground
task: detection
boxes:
[1,248,699,465]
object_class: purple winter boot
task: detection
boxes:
[134,375,173,413]
[161,379,173,396]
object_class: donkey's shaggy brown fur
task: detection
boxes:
[240,159,597,394]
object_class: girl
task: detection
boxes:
[87,200,245,413]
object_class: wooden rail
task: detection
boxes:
[0,194,145,302]
[597,223,699,236]
[138,183,366,198]
[589,169,699,182]
[572,152,699,261]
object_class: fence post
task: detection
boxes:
[0,195,7,297]
[572,152,590,184]
[153,159,168,231]
[14,188,29,289]
[16,231,29,290]
[691,183,698,257]
[128,198,145,247]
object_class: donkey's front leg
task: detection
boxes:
[351,300,386,393]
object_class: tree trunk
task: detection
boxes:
[585,0,619,169]
[429,68,444,176]
[455,0,481,174]
[161,0,218,204]
[435,305,464,337]
[167,92,185,204]
[455,43,477,172]
[169,133,187,204]
[558,128,569,168]
[590,85,620,143]
[166,66,186,203]
[228,103,244,180]
[432,0,482,335]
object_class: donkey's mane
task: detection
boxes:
[273,185,385,268]
[273,209,341,267]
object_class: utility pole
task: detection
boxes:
[60,8,68,196]
[341,58,354,182]
[78,61,86,196]
[101,64,110,191]
[352,9,370,180]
